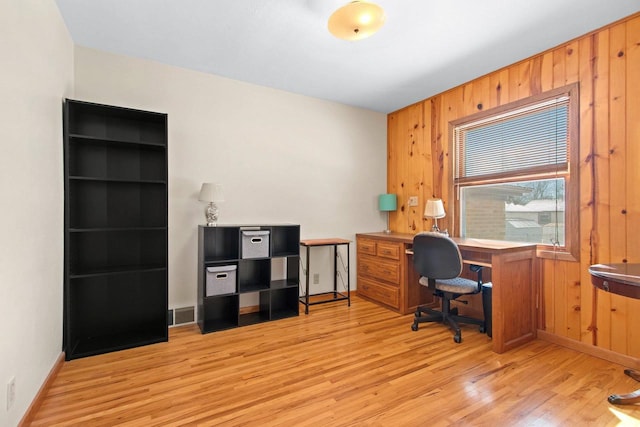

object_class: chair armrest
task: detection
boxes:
[468,264,484,290]
[469,264,484,273]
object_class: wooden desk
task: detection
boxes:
[300,239,351,314]
[356,232,537,353]
[589,263,640,405]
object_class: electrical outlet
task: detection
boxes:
[7,377,15,411]
[313,273,320,284]
[408,196,418,207]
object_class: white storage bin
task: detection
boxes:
[206,265,237,296]
[241,230,270,259]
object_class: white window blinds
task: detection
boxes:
[454,96,570,183]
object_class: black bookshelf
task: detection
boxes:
[197,225,300,333]
[63,99,168,360]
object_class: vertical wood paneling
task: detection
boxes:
[594,30,611,264]
[577,34,599,346]
[529,56,543,95]
[405,103,425,232]
[609,23,626,265]
[610,293,629,354]
[507,64,521,102]
[540,52,554,93]
[565,42,580,85]
[542,258,554,331]
[387,12,640,358]
[441,87,465,234]
[600,25,627,352]
[387,112,400,195]
[422,100,433,226]
[474,77,491,113]
[489,68,510,109]
[518,61,532,99]
[462,82,475,116]
[625,18,640,358]
[387,112,400,231]
[428,98,443,231]
[566,261,582,341]
[631,299,640,357]
[552,48,567,88]
[626,17,640,263]
[553,260,568,337]
[387,104,424,232]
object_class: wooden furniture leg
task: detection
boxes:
[625,368,640,382]
[607,369,640,404]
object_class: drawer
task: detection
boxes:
[376,241,400,260]
[358,256,400,285]
[357,238,377,256]
[358,277,399,309]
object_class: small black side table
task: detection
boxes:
[300,239,351,314]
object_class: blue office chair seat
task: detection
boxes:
[411,232,487,343]
[419,276,480,294]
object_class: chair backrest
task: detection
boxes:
[413,232,463,280]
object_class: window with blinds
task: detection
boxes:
[451,84,579,259]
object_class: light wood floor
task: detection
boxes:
[30,297,640,426]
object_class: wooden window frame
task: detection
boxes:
[449,83,579,261]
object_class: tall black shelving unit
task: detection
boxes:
[63,99,168,360]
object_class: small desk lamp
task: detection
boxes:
[378,194,397,234]
[424,198,445,232]
[199,183,224,226]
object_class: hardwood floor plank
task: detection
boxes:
[29,297,640,426]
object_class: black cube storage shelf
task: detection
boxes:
[197,225,300,333]
[64,99,168,360]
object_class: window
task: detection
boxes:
[451,84,579,260]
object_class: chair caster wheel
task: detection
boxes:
[411,323,419,331]
[479,326,485,333]
[453,335,461,343]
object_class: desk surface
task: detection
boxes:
[358,232,536,253]
[301,238,351,246]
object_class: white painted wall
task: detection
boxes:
[73,47,387,312]
[0,1,74,425]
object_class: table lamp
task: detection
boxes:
[199,183,224,226]
[424,198,445,232]
[378,194,397,234]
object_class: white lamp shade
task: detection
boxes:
[424,199,445,219]
[199,183,224,202]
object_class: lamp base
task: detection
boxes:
[205,202,219,227]
[431,223,448,236]
[383,212,393,234]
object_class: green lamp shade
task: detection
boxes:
[378,194,397,211]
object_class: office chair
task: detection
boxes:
[411,232,486,343]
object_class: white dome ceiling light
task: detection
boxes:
[328,1,386,41]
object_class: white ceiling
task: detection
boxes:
[54,0,640,113]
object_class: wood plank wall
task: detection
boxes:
[387,12,640,358]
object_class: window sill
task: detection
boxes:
[536,246,578,262]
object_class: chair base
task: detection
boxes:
[411,294,485,343]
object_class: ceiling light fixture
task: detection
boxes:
[328,1,386,41]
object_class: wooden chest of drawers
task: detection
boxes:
[356,233,431,314]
